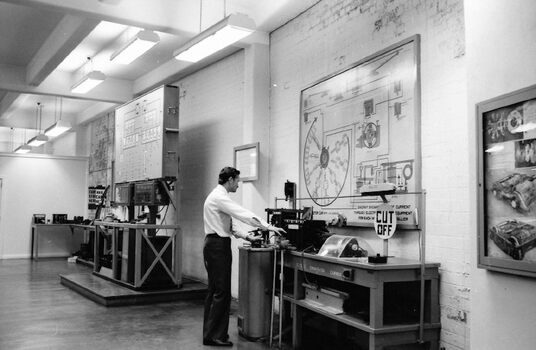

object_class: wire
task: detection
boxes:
[153,205,169,236]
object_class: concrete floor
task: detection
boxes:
[0,258,278,350]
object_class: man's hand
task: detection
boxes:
[270,226,286,236]
[246,233,263,242]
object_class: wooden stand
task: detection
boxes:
[93,221,182,290]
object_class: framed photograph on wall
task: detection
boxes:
[477,84,536,278]
[234,142,259,182]
[298,35,421,227]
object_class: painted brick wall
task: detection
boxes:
[270,0,469,349]
[175,52,245,292]
[466,0,536,349]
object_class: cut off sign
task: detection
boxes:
[374,203,397,239]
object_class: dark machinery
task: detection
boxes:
[265,208,330,252]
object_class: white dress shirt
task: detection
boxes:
[203,184,272,239]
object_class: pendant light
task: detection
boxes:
[44,97,71,138]
[173,0,255,62]
[27,102,49,147]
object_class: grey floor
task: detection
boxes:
[0,258,276,350]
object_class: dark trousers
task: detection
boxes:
[203,234,232,341]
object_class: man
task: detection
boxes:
[202,167,286,347]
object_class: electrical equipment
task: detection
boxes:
[114,182,133,205]
[88,186,107,209]
[303,283,349,315]
[284,180,296,200]
[133,180,169,205]
[52,214,68,224]
[317,234,368,258]
[266,208,330,251]
[114,85,179,183]
[33,214,46,224]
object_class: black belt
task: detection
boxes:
[206,233,228,238]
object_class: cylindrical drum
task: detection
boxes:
[237,246,274,340]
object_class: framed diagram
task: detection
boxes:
[299,35,421,227]
[234,142,259,182]
[477,84,536,278]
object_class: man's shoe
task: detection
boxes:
[203,339,233,347]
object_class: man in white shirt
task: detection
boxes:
[202,167,285,347]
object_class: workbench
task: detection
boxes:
[30,224,92,261]
[279,251,440,350]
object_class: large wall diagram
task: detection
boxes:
[299,37,421,226]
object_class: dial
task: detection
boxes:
[303,118,351,206]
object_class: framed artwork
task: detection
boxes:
[299,35,421,227]
[477,84,536,278]
[234,142,259,182]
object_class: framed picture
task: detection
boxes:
[477,84,536,278]
[234,142,259,182]
[299,35,421,227]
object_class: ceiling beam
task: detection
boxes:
[0,92,21,119]
[1,0,198,36]
[76,101,116,125]
[26,15,100,86]
[0,64,132,104]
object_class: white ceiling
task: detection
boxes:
[0,0,318,147]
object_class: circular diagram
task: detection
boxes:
[363,122,378,148]
[507,108,523,133]
[303,119,351,206]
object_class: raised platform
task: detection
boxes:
[60,272,207,306]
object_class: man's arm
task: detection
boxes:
[217,195,286,235]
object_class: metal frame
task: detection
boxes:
[476,84,536,278]
[233,142,259,182]
[93,221,182,289]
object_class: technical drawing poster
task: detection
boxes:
[299,37,421,227]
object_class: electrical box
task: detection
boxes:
[114,85,179,183]
[133,181,169,206]
[114,183,133,205]
[88,186,106,209]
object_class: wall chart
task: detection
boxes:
[299,36,421,227]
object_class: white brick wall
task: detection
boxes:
[175,51,245,289]
[270,0,469,348]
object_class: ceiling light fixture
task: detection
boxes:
[14,128,31,154]
[28,102,49,147]
[110,30,160,65]
[44,97,71,137]
[28,134,49,147]
[173,13,255,62]
[14,144,32,154]
[71,70,106,93]
[44,120,72,137]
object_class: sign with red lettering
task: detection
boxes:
[374,203,397,239]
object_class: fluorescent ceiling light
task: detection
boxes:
[27,134,49,147]
[174,13,255,62]
[71,70,106,94]
[110,30,160,65]
[14,144,32,154]
[44,120,72,137]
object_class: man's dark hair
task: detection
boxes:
[218,167,240,185]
